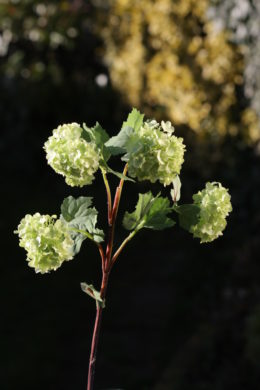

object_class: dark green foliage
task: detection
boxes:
[123,192,175,231]
[174,204,200,232]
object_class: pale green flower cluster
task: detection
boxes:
[191,182,232,243]
[126,120,185,186]
[44,123,100,187]
[15,213,74,273]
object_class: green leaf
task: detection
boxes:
[174,204,200,231]
[70,233,86,255]
[144,197,175,230]
[69,212,104,243]
[61,196,104,254]
[80,283,105,308]
[123,192,154,230]
[105,126,134,155]
[171,175,182,203]
[61,196,93,222]
[123,192,175,231]
[122,108,144,132]
[82,122,110,162]
[105,108,144,155]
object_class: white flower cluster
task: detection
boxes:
[126,120,185,186]
[191,182,232,243]
[44,123,100,187]
[15,213,74,273]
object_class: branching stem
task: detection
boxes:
[111,229,138,268]
[105,164,128,269]
[87,164,128,390]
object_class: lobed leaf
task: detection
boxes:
[105,126,134,155]
[82,122,110,162]
[123,191,175,232]
[122,108,144,133]
[105,108,144,155]
[144,197,175,230]
[61,196,93,222]
[61,196,104,254]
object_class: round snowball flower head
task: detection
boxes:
[15,213,74,273]
[191,182,232,243]
[44,123,100,187]
[125,120,185,186]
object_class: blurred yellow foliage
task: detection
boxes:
[95,0,260,142]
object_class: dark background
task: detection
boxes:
[1,1,260,389]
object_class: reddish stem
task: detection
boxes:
[86,164,128,390]
[87,271,109,390]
